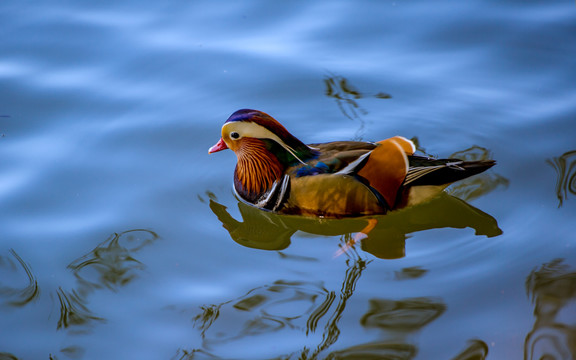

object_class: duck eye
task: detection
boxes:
[230,132,240,139]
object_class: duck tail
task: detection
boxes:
[404,156,496,186]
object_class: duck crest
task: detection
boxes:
[234,138,285,203]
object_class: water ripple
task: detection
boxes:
[525,259,576,360]
[0,249,40,307]
[547,150,576,207]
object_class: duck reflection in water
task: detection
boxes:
[209,192,501,259]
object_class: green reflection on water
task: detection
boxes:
[360,297,446,331]
[0,352,20,360]
[209,190,501,260]
[451,340,489,360]
[325,342,416,360]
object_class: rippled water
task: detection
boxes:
[1,1,575,359]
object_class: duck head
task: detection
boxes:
[209,109,316,162]
[209,109,318,203]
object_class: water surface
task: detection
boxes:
[1,1,575,359]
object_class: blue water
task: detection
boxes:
[1,1,575,359]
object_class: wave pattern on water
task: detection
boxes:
[1,0,575,359]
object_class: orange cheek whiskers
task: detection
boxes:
[234,139,284,197]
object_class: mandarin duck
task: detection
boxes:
[208,109,496,219]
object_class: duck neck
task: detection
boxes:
[234,139,285,203]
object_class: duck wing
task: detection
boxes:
[287,141,377,177]
[282,137,415,216]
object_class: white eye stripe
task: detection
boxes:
[222,121,308,164]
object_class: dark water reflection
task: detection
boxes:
[395,267,428,280]
[547,150,576,208]
[0,352,20,360]
[361,297,445,331]
[325,342,416,360]
[184,249,487,359]
[68,229,158,291]
[192,279,334,347]
[58,229,159,331]
[185,253,391,359]
[447,146,509,203]
[525,259,576,360]
[55,287,105,331]
[324,73,391,140]
[0,249,39,307]
[452,340,489,360]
